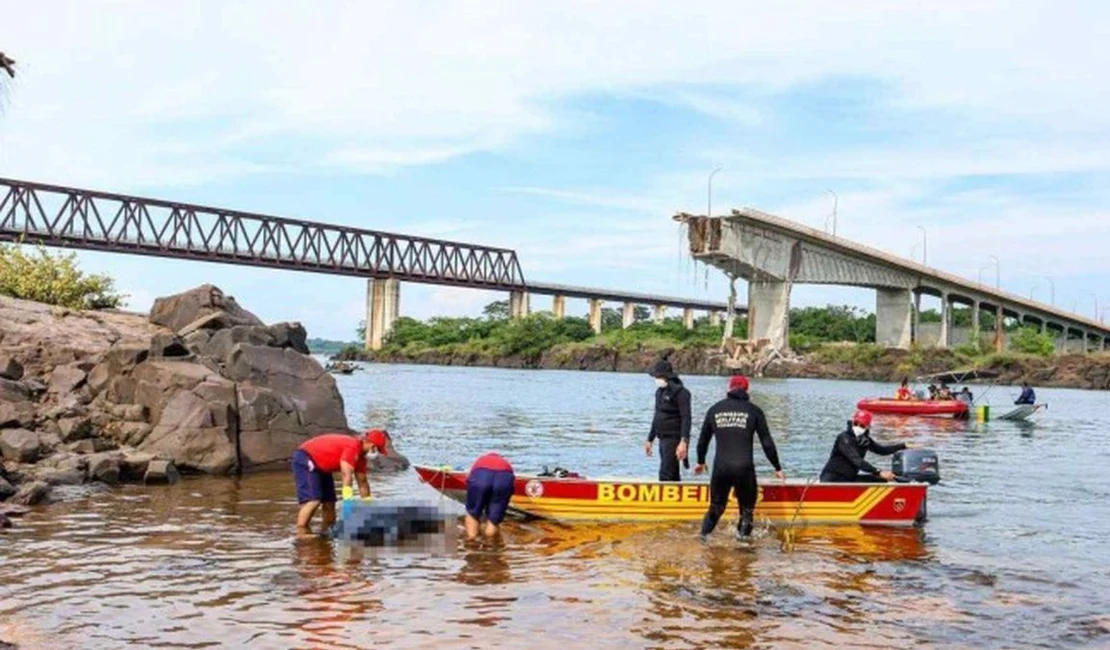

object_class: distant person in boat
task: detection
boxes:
[1015,382,1036,405]
[465,452,516,541]
[895,378,913,400]
[820,410,917,483]
[694,374,785,541]
[937,384,953,400]
[645,354,692,482]
[957,387,974,403]
[927,384,938,400]
[292,430,392,535]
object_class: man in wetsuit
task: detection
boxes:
[644,355,692,482]
[694,375,785,540]
[1015,381,1036,405]
[819,410,917,483]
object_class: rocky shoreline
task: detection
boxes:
[1,284,407,530]
[336,343,1110,390]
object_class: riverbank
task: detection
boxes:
[334,342,1110,390]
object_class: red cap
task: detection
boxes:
[728,375,749,392]
[852,410,873,427]
[364,429,390,456]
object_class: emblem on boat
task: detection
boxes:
[525,480,544,498]
[893,498,906,512]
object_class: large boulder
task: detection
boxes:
[0,401,35,429]
[149,284,263,334]
[0,378,30,402]
[48,362,90,397]
[87,452,121,485]
[0,429,42,463]
[225,344,350,470]
[11,480,50,505]
[126,361,238,474]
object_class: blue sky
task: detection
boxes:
[3,1,1110,340]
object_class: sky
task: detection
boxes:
[3,1,1109,341]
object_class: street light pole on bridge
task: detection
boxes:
[916,226,928,265]
[707,166,722,217]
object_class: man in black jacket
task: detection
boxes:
[819,410,918,482]
[694,374,785,540]
[644,355,692,482]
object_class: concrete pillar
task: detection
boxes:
[709,311,721,327]
[971,301,980,334]
[683,307,694,330]
[937,292,950,348]
[588,298,603,335]
[653,305,666,325]
[994,305,1004,352]
[1083,332,1089,353]
[364,278,400,351]
[748,280,791,350]
[912,291,921,345]
[552,295,566,319]
[875,288,913,349]
[622,302,635,329]
[509,290,530,319]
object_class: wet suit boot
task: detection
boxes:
[736,507,753,540]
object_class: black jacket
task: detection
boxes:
[648,378,692,442]
[695,388,782,472]
[820,425,906,481]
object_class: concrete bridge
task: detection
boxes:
[0,177,742,351]
[678,208,1110,354]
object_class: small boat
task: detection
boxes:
[414,465,930,528]
[995,403,1047,421]
[856,397,969,417]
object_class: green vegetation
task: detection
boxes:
[306,338,359,356]
[347,300,896,360]
[0,241,126,310]
[1009,326,1056,356]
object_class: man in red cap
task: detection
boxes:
[694,374,785,540]
[819,410,917,482]
[292,429,391,534]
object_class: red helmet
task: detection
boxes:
[364,429,391,456]
[852,410,873,428]
[728,375,750,391]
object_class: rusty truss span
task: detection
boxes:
[0,178,526,289]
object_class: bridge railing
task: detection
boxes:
[0,178,527,289]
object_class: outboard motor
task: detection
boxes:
[892,448,940,485]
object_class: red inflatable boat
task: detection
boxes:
[856,398,968,418]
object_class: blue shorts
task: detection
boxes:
[465,468,515,524]
[292,449,336,504]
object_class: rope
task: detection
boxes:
[781,476,817,552]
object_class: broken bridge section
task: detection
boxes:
[679,208,1110,354]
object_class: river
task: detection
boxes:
[2,363,1109,649]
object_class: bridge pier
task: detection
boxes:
[552,295,566,319]
[683,308,694,330]
[709,311,721,327]
[510,290,530,319]
[653,305,666,325]
[588,298,603,334]
[622,302,635,329]
[364,278,400,351]
[938,292,951,348]
[748,280,790,350]
[875,288,913,349]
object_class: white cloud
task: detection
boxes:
[3,1,1110,187]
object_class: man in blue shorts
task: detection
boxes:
[465,452,515,540]
[292,429,391,534]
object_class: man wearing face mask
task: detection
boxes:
[819,411,917,483]
[644,354,692,482]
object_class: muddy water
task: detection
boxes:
[3,365,1110,649]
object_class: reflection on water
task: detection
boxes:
[2,367,1109,649]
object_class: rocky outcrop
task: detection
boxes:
[0,282,401,523]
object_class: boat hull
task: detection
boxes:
[857,397,968,417]
[414,466,928,527]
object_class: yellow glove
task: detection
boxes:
[341,485,354,501]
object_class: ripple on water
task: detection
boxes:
[3,371,1109,648]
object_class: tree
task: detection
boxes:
[0,241,126,309]
[483,299,510,320]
